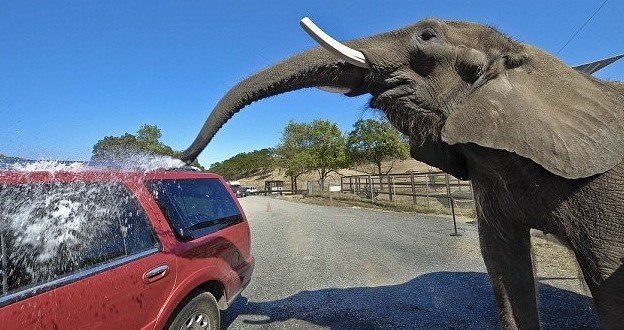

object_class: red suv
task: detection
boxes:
[0,166,254,329]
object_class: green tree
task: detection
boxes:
[277,120,346,191]
[0,154,25,162]
[91,133,143,160]
[137,124,161,144]
[276,121,313,191]
[307,119,347,190]
[92,124,202,168]
[208,148,275,180]
[346,119,410,175]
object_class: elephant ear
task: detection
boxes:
[442,47,624,179]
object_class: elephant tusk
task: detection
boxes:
[300,17,369,69]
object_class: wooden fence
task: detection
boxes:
[338,171,475,211]
[258,170,474,234]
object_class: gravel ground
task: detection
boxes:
[222,196,597,329]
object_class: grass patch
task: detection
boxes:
[283,192,476,218]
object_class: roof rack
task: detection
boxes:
[169,165,202,172]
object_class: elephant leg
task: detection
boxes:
[585,260,624,329]
[479,220,539,329]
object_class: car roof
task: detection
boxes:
[0,162,223,184]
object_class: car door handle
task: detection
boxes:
[143,265,170,284]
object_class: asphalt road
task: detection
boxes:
[222,196,597,329]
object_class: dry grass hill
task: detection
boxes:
[233,159,437,191]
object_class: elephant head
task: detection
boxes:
[179,17,624,180]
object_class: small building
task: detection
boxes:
[264,180,284,194]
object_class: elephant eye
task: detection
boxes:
[419,29,436,41]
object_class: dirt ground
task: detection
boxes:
[280,194,591,297]
[531,232,590,295]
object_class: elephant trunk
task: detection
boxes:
[178,45,369,163]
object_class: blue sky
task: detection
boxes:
[1,1,622,167]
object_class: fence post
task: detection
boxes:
[328,178,333,206]
[469,181,476,211]
[388,175,393,201]
[425,174,430,208]
[445,174,462,237]
[368,175,374,202]
[410,172,416,205]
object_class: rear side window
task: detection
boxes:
[0,181,158,297]
[146,178,243,240]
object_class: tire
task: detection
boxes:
[167,291,220,330]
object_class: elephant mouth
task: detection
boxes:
[369,83,444,141]
[342,71,374,97]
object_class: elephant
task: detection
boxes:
[178,17,624,329]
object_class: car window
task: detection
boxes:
[0,181,158,297]
[146,178,243,240]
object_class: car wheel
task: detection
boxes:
[167,291,220,330]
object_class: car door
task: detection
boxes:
[0,180,176,329]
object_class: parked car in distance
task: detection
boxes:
[244,186,258,195]
[229,181,247,198]
[0,166,254,329]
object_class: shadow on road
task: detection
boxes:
[222,271,597,329]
